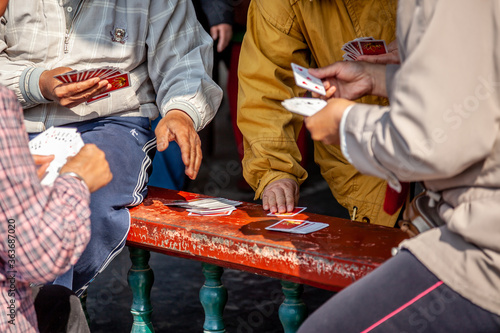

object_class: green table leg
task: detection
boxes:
[128,247,155,333]
[279,281,307,333]
[80,290,90,327]
[199,263,227,333]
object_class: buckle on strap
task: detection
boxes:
[399,190,445,237]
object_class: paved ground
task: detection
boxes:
[85,66,350,333]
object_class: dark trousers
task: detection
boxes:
[32,285,89,333]
[298,250,500,333]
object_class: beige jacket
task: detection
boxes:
[238,0,400,226]
[343,0,500,315]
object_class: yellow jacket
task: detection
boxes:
[237,0,399,226]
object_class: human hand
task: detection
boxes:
[357,39,400,64]
[59,144,113,193]
[304,98,355,145]
[32,155,55,180]
[39,67,111,108]
[262,178,299,214]
[309,61,387,100]
[210,23,233,53]
[155,110,201,180]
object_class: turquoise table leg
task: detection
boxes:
[279,280,307,333]
[199,263,227,333]
[80,290,90,327]
[128,247,155,333]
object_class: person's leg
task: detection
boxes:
[298,250,500,333]
[53,117,155,296]
[147,116,185,190]
[33,285,90,333]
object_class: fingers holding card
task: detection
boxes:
[291,63,326,96]
[53,66,131,104]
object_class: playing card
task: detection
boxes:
[266,219,306,231]
[342,37,386,61]
[29,127,84,186]
[265,219,329,234]
[267,207,306,217]
[188,208,236,216]
[281,97,327,117]
[358,40,388,56]
[86,72,131,104]
[291,63,326,96]
[53,73,70,84]
[53,66,123,83]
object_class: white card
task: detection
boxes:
[281,97,327,117]
[291,63,326,96]
[29,127,84,186]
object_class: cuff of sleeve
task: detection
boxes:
[20,67,52,105]
[343,103,402,192]
[386,64,401,101]
[163,100,201,131]
[339,104,356,164]
[59,173,90,194]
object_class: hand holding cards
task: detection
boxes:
[285,63,328,117]
[53,66,131,104]
[29,127,84,186]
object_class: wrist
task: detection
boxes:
[369,64,388,98]
[20,67,52,105]
[60,172,88,189]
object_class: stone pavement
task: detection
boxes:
[85,66,350,333]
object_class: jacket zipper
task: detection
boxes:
[64,1,85,54]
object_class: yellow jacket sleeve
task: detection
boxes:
[237,0,312,199]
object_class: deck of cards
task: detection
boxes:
[165,197,242,216]
[54,66,131,104]
[342,37,388,61]
[29,127,85,186]
[265,219,329,235]
[291,63,326,96]
[281,97,327,117]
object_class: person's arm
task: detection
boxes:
[238,0,309,212]
[0,15,110,109]
[199,0,234,52]
[0,87,110,283]
[343,0,499,185]
[199,0,233,28]
[147,0,223,179]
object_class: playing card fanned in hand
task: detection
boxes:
[291,63,326,96]
[53,66,131,104]
[281,97,327,117]
[342,37,388,61]
[29,127,85,186]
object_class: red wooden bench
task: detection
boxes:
[125,186,408,333]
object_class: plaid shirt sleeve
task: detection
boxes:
[0,85,92,284]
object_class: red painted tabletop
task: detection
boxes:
[127,187,408,291]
